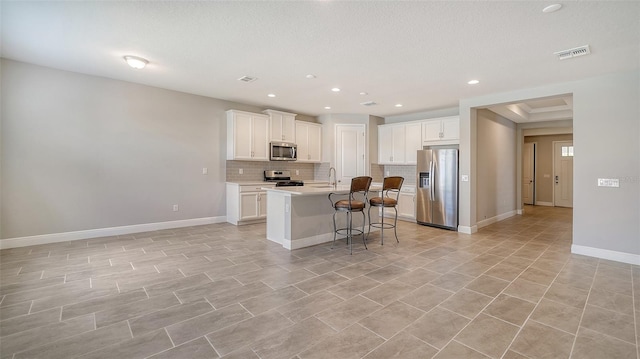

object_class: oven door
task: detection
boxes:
[270,142,297,161]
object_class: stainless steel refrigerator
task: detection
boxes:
[416,146,459,230]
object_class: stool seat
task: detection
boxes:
[368,176,404,245]
[335,200,366,210]
[369,197,397,207]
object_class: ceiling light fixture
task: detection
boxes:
[267,93,276,98]
[395,104,403,107]
[331,88,341,92]
[467,79,480,85]
[359,92,368,95]
[306,74,316,79]
[123,55,148,69]
[542,4,562,13]
[324,106,331,110]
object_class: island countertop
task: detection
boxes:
[262,183,382,196]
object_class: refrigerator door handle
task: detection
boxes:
[430,160,435,200]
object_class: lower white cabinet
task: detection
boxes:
[397,190,416,221]
[227,183,275,225]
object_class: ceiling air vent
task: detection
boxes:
[237,76,257,83]
[554,45,591,60]
[360,101,377,106]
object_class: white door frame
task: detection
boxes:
[552,140,574,207]
[523,142,537,205]
[334,124,367,185]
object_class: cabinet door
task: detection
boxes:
[378,125,394,164]
[422,120,442,142]
[398,192,416,219]
[295,122,309,162]
[441,117,459,141]
[391,125,406,163]
[282,114,296,142]
[258,192,267,218]
[252,116,270,160]
[307,123,322,162]
[233,112,254,160]
[405,123,422,164]
[239,192,260,220]
[269,112,284,141]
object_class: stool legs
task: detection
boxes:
[367,205,400,245]
[332,210,367,255]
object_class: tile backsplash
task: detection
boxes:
[226,160,324,181]
[383,165,417,186]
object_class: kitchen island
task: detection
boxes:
[264,184,380,250]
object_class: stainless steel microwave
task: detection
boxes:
[270,142,297,161]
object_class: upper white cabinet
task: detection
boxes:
[378,122,422,165]
[378,124,406,164]
[264,109,296,142]
[226,110,270,161]
[422,116,459,145]
[295,121,322,163]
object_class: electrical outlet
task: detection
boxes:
[202,167,208,175]
[295,170,299,175]
[239,168,243,175]
[385,171,390,176]
[172,204,179,212]
[461,175,469,182]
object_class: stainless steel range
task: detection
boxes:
[264,170,304,187]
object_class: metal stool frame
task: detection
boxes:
[367,176,404,245]
[328,176,373,254]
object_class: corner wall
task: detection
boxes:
[460,70,640,264]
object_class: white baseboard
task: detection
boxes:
[571,244,640,265]
[0,216,227,250]
[458,225,477,234]
[516,209,523,215]
[476,210,517,229]
[536,201,553,207]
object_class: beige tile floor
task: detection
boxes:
[1,205,638,358]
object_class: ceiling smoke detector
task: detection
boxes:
[237,76,257,83]
[554,45,591,60]
[360,101,377,106]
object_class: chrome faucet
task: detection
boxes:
[329,167,337,189]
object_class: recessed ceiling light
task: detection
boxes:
[395,104,403,107]
[267,93,276,98]
[542,4,562,13]
[324,106,331,110]
[359,92,368,95]
[123,55,148,69]
[306,74,316,79]
[331,88,341,92]
[467,79,480,85]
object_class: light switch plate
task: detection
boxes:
[598,178,619,187]
[202,167,208,175]
[461,175,469,182]
[239,168,243,175]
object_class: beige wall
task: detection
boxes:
[476,109,517,223]
[524,134,573,204]
[0,59,313,239]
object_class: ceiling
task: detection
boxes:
[1,1,638,118]
[487,95,573,123]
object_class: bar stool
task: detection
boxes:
[328,176,373,254]
[368,176,404,245]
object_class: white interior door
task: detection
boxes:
[335,124,366,185]
[553,141,574,208]
[523,142,535,205]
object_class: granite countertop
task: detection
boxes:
[226,180,330,185]
[263,183,382,196]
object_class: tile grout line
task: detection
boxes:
[567,260,599,358]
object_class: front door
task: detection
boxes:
[553,141,574,208]
[335,124,366,184]
[523,142,536,205]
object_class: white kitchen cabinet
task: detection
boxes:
[405,122,423,164]
[422,116,459,145]
[227,110,270,161]
[378,124,406,164]
[264,109,296,143]
[397,186,416,221]
[295,121,322,163]
[226,183,274,225]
